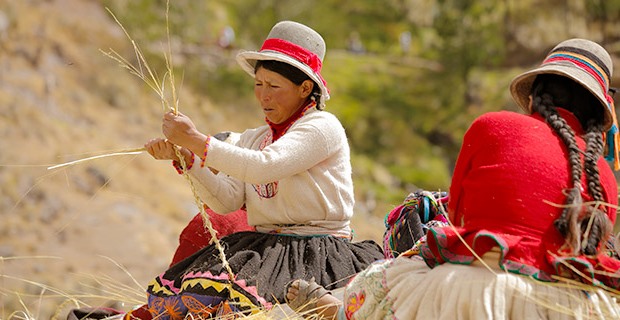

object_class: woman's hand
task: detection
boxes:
[162,111,207,153]
[144,138,191,163]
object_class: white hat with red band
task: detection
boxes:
[236,20,330,109]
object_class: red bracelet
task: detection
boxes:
[172,151,194,174]
[200,136,211,168]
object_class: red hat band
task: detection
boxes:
[260,38,327,87]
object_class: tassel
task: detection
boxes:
[604,125,619,170]
[604,97,620,170]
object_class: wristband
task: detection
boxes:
[200,136,211,168]
[172,151,194,174]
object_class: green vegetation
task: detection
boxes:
[102,0,620,212]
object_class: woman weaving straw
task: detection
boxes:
[135,20,383,319]
[286,38,620,319]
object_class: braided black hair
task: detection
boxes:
[531,74,611,256]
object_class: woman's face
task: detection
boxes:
[254,67,313,124]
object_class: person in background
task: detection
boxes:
[286,38,620,319]
[141,20,383,319]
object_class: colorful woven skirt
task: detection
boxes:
[146,231,383,319]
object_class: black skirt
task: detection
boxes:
[146,231,383,318]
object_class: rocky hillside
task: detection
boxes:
[0,0,380,318]
[3,0,620,319]
[0,0,394,317]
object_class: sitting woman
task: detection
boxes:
[141,20,384,319]
[287,38,620,319]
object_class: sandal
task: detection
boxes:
[285,277,331,313]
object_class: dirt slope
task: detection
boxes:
[0,1,386,318]
[1,0,232,317]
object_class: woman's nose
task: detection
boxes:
[258,89,270,102]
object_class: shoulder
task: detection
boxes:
[471,111,531,127]
[298,109,345,133]
[292,110,348,151]
[467,111,538,138]
[282,109,347,143]
[303,108,342,122]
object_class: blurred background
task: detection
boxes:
[2,0,620,318]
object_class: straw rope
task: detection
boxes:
[124,0,235,283]
[46,148,145,170]
[172,141,235,282]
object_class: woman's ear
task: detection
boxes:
[299,80,314,99]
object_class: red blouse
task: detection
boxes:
[421,109,620,287]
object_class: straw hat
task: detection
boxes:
[236,21,330,109]
[509,38,614,131]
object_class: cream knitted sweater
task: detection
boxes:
[188,108,353,237]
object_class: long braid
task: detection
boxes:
[583,121,605,202]
[580,120,612,255]
[532,82,584,255]
[533,74,613,256]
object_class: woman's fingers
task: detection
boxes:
[162,111,200,147]
[286,280,300,302]
[144,138,175,160]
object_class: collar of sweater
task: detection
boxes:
[265,100,316,141]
